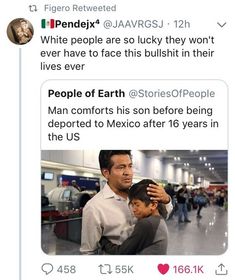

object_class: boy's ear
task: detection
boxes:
[150,201,157,210]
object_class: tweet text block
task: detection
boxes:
[41,79,227,150]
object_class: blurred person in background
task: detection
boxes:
[176,183,191,223]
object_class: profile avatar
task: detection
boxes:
[7,18,34,45]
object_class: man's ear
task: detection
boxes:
[101,168,110,180]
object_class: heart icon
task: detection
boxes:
[157,263,170,275]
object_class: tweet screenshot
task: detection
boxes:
[2,0,234,279]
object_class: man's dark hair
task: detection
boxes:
[128,179,155,205]
[99,150,132,171]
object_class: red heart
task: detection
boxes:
[157,263,170,275]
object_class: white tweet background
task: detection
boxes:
[0,0,234,279]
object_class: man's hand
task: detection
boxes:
[147,184,170,204]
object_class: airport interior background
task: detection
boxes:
[41,150,228,255]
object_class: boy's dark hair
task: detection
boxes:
[128,179,155,205]
[99,150,132,171]
[129,179,168,219]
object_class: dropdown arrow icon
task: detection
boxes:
[217,22,227,28]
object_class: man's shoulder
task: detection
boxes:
[84,187,111,209]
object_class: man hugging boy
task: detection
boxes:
[100,179,168,255]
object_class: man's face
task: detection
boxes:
[102,154,133,192]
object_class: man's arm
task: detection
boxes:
[100,219,155,255]
[80,204,102,254]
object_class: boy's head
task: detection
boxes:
[128,179,157,219]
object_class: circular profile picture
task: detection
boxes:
[7,18,34,45]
